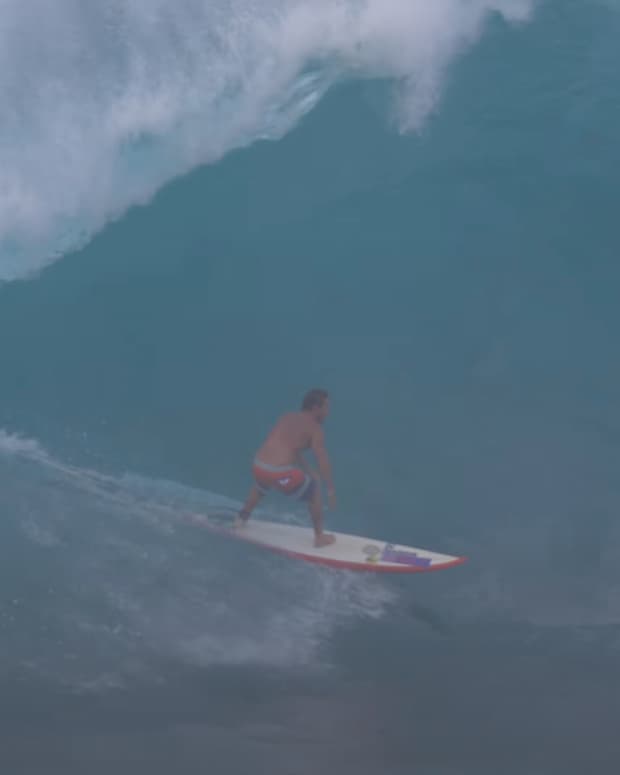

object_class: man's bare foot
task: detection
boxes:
[233,512,250,530]
[314,533,336,548]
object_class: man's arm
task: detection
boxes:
[296,452,319,480]
[311,426,335,497]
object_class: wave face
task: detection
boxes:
[0,0,532,280]
[2,2,620,771]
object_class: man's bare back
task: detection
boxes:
[238,389,336,548]
[255,412,320,467]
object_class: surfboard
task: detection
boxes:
[186,510,466,573]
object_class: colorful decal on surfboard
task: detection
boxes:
[380,543,432,568]
[362,544,382,563]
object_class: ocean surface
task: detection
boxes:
[1,1,620,772]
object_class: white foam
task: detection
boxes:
[0,0,534,281]
[0,428,49,458]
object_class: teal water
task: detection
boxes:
[1,1,620,772]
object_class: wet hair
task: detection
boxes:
[301,388,329,411]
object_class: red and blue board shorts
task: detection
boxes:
[252,459,316,502]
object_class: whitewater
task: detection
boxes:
[0,0,532,280]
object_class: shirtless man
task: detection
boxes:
[237,389,337,548]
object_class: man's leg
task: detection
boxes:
[236,484,263,527]
[307,482,335,548]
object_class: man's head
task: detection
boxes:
[301,388,330,422]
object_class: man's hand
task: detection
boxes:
[327,488,337,510]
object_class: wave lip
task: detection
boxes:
[0,0,533,281]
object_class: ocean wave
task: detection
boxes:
[2,419,620,693]
[0,429,393,689]
[0,0,533,281]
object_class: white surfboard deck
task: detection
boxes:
[187,510,465,573]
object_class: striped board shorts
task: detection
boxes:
[252,459,316,502]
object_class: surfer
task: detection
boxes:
[236,388,337,548]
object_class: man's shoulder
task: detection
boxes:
[278,410,307,420]
[277,411,300,424]
[274,411,304,429]
[280,411,319,432]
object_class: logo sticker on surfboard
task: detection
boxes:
[362,544,382,563]
[380,543,432,568]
